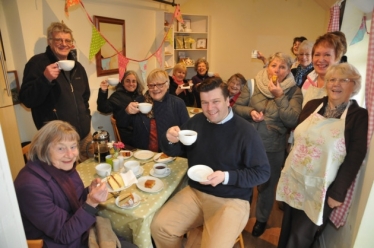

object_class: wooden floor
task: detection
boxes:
[233,187,284,248]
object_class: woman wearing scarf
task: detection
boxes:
[14,121,108,248]
[168,63,195,107]
[116,69,190,152]
[276,63,367,248]
[291,40,314,88]
[227,73,246,107]
[234,52,303,237]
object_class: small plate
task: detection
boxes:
[102,174,132,192]
[187,165,214,182]
[115,192,141,209]
[181,85,191,89]
[153,153,175,163]
[136,176,164,193]
[120,150,133,159]
[189,108,202,114]
[134,150,154,160]
[150,168,171,178]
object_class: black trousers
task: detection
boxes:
[278,201,333,248]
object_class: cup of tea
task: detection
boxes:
[95,163,112,177]
[107,78,119,86]
[57,60,75,71]
[178,130,198,146]
[138,103,153,114]
[124,160,140,174]
[207,72,214,77]
[153,163,170,175]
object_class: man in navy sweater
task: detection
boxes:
[151,77,270,247]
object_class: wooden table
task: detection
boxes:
[77,155,188,248]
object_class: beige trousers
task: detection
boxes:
[151,186,249,248]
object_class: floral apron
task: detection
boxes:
[276,103,348,225]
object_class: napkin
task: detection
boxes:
[120,170,138,186]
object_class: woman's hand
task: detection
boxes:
[176,85,184,95]
[257,51,267,65]
[188,80,193,92]
[166,126,180,144]
[251,110,264,122]
[100,80,109,91]
[328,197,343,209]
[86,181,108,208]
[125,102,140,115]
[268,77,284,98]
[88,178,102,193]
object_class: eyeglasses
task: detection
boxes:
[50,38,74,46]
[124,79,137,84]
[147,82,167,89]
[298,53,311,57]
[327,78,354,85]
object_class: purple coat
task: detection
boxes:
[14,161,96,248]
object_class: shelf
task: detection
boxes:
[165,53,173,56]
[175,49,207,51]
[175,32,208,34]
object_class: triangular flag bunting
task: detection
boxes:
[350,16,368,46]
[155,47,163,67]
[118,54,129,81]
[174,5,184,24]
[65,0,80,16]
[166,27,173,44]
[139,61,148,83]
[89,26,106,60]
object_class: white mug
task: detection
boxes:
[95,163,112,177]
[124,160,140,174]
[57,60,75,71]
[178,130,198,146]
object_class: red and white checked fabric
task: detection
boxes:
[330,9,374,228]
[327,2,340,32]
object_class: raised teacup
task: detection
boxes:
[124,160,140,174]
[207,71,214,77]
[178,130,198,146]
[107,77,119,86]
[153,163,170,175]
[138,103,152,114]
[57,60,75,71]
[95,163,112,177]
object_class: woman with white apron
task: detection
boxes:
[276,63,368,248]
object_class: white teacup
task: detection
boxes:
[107,77,119,86]
[124,160,140,174]
[179,130,198,146]
[138,103,153,114]
[207,71,214,77]
[251,50,258,58]
[153,163,170,175]
[57,60,75,71]
[95,163,112,177]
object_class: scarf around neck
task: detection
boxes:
[255,68,296,98]
[295,63,313,87]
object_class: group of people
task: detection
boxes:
[14,20,367,248]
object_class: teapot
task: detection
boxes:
[86,130,110,162]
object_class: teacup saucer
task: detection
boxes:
[150,168,171,178]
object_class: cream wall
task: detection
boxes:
[180,0,328,80]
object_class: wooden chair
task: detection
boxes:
[22,143,31,163]
[235,233,244,248]
[27,239,43,248]
[110,115,121,142]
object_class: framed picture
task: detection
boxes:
[178,19,191,32]
[196,38,207,49]
[7,70,20,105]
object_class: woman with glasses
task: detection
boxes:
[276,63,367,248]
[227,73,246,106]
[291,40,314,88]
[301,33,345,108]
[97,70,144,146]
[116,69,189,152]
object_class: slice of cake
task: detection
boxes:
[159,153,169,159]
[145,179,156,189]
[118,193,134,207]
[107,174,124,191]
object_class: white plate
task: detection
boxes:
[119,150,133,159]
[115,193,141,209]
[187,165,214,182]
[150,168,171,178]
[153,153,175,163]
[136,176,164,193]
[134,150,154,160]
[189,108,202,114]
[102,175,132,192]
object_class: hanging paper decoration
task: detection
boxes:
[65,0,80,16]
[174,5,184,24]
[327,1,342,32]
[118,54,129,81]
[166,27,173,44]
[155,47,163,67]
[89,26,106,60]
[350,16,369,46]
[139,61,148,83]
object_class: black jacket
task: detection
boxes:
[20,46,91,138]
[168,76,195,107]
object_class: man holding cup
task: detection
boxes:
[20,22,92,161]
[151,77,270,247]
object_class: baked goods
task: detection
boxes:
[118,193,134,207]
[272,75,278,84]
[121,151,131,157]
[193,108,200,113]
[145,179,156,189]
[159,153,169,159]
[107,174,124,191]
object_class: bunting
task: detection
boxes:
[139,61,148,83]
[118,54,129,81]
[155,47,163,67]
[166,27,173,44]
[350,16,369,46]
[174,5,184,24]
[89,25,106,60]
[65,0,80,16]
